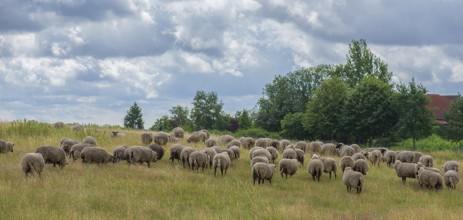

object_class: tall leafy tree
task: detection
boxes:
[280,112,307,140]
[190,91,224,130]
[303,77,349,141]
[169,105,192,129]
[255,65,332,132]
[439,95,463,142]
[343,77,398,147]
[393,79,433,150]
[123,102,144,129]
[235,109,252,130]
[150,115,172,131]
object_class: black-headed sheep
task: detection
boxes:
[21,153,45,177]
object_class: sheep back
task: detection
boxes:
[35,146,66,168]
[21,153,45,177]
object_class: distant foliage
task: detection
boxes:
[190,91,225,130]
[123,102,144,129]
[0,120,54,137]
[235,128,281,140]
[396,134,458,152]
[438,95,463,142]
[280,112,307,140]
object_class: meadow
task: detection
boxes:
[0,121,462,220]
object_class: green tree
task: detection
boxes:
[169,105,192,129]
[334,39,392,88]
[255,65,332,132]
[343,77,398,147]
[123,102,144,129]
[150,115,173,131]
[393,79,433,150]
[303,77,349,141]
[439,95,463,142]
[235,109,252,130]
[190,91,224,130]
[280,112,307,140]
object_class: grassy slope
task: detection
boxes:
[0,124,462,220]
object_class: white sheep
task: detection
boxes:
[213,152,231,176]
[342,167,365,194]
[252,162,276,185]
[340,156,355,172]
[444,170,459,189]
[443,161,459,173]
[278,158,299,178]
[21,153,45,177]
[307,154,324,182]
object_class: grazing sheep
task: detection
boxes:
[266,147,279,163]
[342,167,365,194]
[419,155,434,167]
[416,166,443,190]
[280,139,291,150]
[252,162,276,185]
[186,131,208,143]
[205,139,218,148]
[240,137,255,149]
[255,138,270,148]
[72,124,84,131]
[282,148,297,160]
[249,147,264,159]
[153,132,170,146]
[394,160,416,184]
[320,143,337,156]
[383,150,397,167]
[168,136,179,143]
[340,156,355,172]
[169,144,185,163]
[148,144,165,160]
[226,140,241,149]
[353,159,369,176]
[294,141,308,152]
[320,157,337,179]
[295,149,305,165]
[223,149,236,161]
[180,147,197,168]
[80,147,115,164]
[199,129,210,139]
[251,156,270,167]
[113,146,129,162]
[21,153,45,177]
[397,151,423,163]
[140,133,153,145]
[69,143,94,161]
[211,145,224,154]
[340,145,355,157]
[229,145,241,159]
[444,161,460,173]
[367,150,382,167]
[82,136,97,146]
[411,151,423,163]
[172,127,185,139]
[350,144,361,153]
[60,138,79,156]
[444,170,460,189]
[251,148,272,161]
[213,152,231,176]
[307,154,324,182]
[279,158,299,178]
[188,151,208,172]
[269,140,280,150]
[125,146,157,167]
[54,121,65,128]
[35,146,66,168]
[308,141,322,154]
[414,163,442,187]
[0,140,14,154]
[218,135,234,146]
[203,147,217,167]
[352,152,366,161]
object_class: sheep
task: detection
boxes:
[444,161,460,173]
[202,147,217,167]
[266,147,279,163]
[279,158,299,178]
[295,149,305,165]
[153,132,170,146]
[223,148,236,161]
[444,170,459,189]
[211,145,224,154]
[416,166,443,190]
[308,141,322,154]
[140,132,153,145]
[307,154,324,182]
[294,141,308,152]
[218,135,234,146]
[411,151,423,163]
[350,144,361,153]
[72,124,84,131]
[199,129,210,139]
[80,147,115,164]
[21,153,45,177]
[69,143,94,161]
[397,151,423,163]
[382,150,397,167]
[172,127,185,139]
[180,147,197,168]
[168,136,179,143]
[124,146,157,167]
[367,150,382,167]
[54,121,65,128]
[252,162,276,185]
[205,139,218,148]
[340,156,355,172]
[60,138,79,156]
[251,156,269,167]
[249,147,264,159]
[352,152,366,161]
[228,145,241,160]
[251,148,272,161]
[280,139,291,150]
[82,136,97,145]
[169,144,185,163]
[414,163,442,187]
[213,152,231,176]
[188,151,208,172]
[353,159,369,176]
[0,140,14,154]
[35,146,66,168]
[269,140,280,150]
[240,137,255,149]
[186,131,208,143]
[320,143,337,156]
[255,138,270,148]
[342,167,365,194]
[394,160,416,184]
[340,145,355,157]
[282,148,297,159]
[113,146,129,162]
[226,140,241,149]
[320,157,337,179]
[148,144,165,160]
[419,155,433,167]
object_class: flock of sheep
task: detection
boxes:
[0,127,460,194]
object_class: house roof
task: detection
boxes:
[426,94,460,121]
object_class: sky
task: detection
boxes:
[1,0,463,128]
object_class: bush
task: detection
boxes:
[234,128,281,139]
[394,134,460,152]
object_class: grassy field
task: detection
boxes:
[0,121,462,220]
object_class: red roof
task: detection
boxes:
[426,94,459,121]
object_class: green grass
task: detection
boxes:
[0,121,462,219]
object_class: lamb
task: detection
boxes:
[21,153,45,177]
[124,146,157,167]
[35,146,66,168]
[180,147,197,168]
[416,166,443,190]
[113,146,129,162]
[294,141,308,152]
[251,156,269,167]
[444,170,459,189]
[82,136,97,145]
[419,155,433,167]
[252,162,276,185]
[140,132,153,145]
[352,153,366,161]
[228,145,241,159]
[307,154,324,182]
[240,137,255,149]
[266,147,279,163]
[0,140,14,154]
[226,140,241,149]
[367,150,382,167]
[353,159,369,176]
[443,161,459,172]
[186,131,208,143]
[251,148,272,161]
[205,139,218,148]
[80,147,115,164]
[280,139,291,150]
[255,138,270,148]
[342,167,365,194]
[153,132,170,146]
[340,156,355,172]
[148,144,165,160]
[278,158,299,178]
[295,149,305,165]
[383,150,397,167]
[282,148,297,159]
[308,141,322,154]
[320,143,337,156]
[320,157,337,179]
[60,138,79,156]
[203,147,217,167]
[169,144,185,163]
[213,152,231,176]
[172,127,185,139]
[69,143,94,161]
[218,135,234,146]
[394,160,416,184]
[188,151,208,172]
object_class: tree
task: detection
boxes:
[169,105,192,129]
[123,102,144,129]
[150,115,173,131]
[303,77,349,141]
[255,65,332,132]
[393,79,433,150]
[439,95,463,142]
[281,112,307,140]
[343,77,398,147]
[235,109,252,130]
[190,91,224,130]
[334,39,392,88]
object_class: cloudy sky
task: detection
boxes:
[1,0,462,127]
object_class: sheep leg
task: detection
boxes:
[401,177,406,185]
